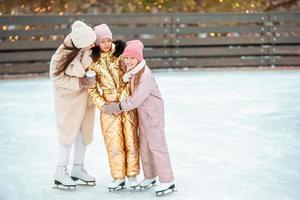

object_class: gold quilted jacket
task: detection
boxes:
[88,51,130,107]
[88,49,139,179]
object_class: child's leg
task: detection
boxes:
[140,132,157,179]
[122,111,139,177]
[101,113,126,179]
[73,131,87,165]
[147,129,174,183]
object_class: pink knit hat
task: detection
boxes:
[123,40,144,61]
[93,24,112,44]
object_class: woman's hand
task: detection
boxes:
[81,49,93,70]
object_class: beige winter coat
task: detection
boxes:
[49,34,95,145]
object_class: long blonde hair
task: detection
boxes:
[133,66,145,92]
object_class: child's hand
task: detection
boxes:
[102,102,122,115]
[79,77,95,88]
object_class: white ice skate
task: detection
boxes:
[139,178,156,190]
[71,164,96,186]
[155,181,176,196]
[128,176,139,190]
[53,165,76,190]
[108,178,126,192]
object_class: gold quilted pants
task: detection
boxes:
[100,110,139,179]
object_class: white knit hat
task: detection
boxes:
[70,20,96,48]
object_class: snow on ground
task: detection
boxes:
[0,69,300,200]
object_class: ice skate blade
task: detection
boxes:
[53,181,76,191]
[130,185,140,191]
[139,184,155,191]
[155,185,176,197]
[139,180,156,191]
[71,176,96,186]
[108,182,126,192]
[108,186,125,192]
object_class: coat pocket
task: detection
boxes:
[144,110,161,130]
[145,110,158,121]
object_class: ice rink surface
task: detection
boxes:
[1,69,300,200]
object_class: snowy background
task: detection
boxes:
[0,69,300,200]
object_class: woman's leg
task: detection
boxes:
[58,143,72,166]
[73,131,86,165]
[54,143,76,188]
[71,130,96,184]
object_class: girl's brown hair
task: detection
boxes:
[54,41,80,76]
[133,66,145,92]
[91,40,126,63]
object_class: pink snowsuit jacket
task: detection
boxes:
[121,65,164,128]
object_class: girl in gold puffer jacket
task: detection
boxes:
[88,24,139,191]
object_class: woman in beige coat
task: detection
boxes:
[49,21,97,190]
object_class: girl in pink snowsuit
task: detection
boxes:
[103,40,175,196]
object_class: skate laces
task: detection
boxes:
[81,168,87,174]
[65,168,72,177]
[59,166,71,178]
[80,167,91,177]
